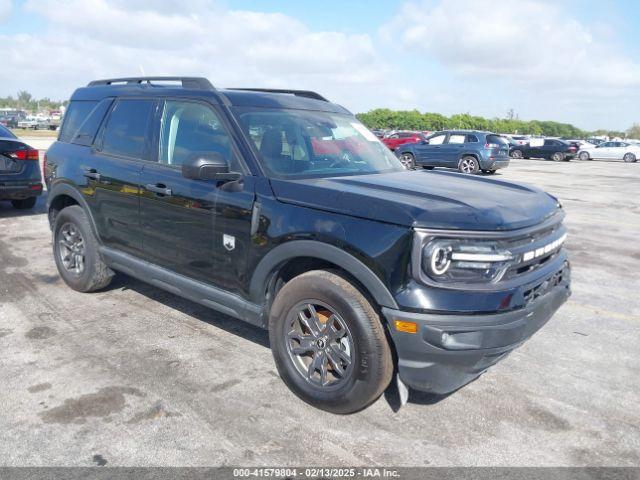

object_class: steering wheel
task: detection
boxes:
[329,152,353,169]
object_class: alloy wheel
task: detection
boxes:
[623,153,636,163]
[285,301,354,389]
[58,222,86,275]
[399,153,414,169]
[460,158,477,173]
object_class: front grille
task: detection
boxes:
[523,263,569,304]
[501,218,567,281]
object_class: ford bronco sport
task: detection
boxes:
[45,77,570,414]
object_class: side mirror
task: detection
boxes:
[182,152,241,182]
[421,139,430,145]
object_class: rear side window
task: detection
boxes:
[466,134,479,143]
[59,101,98,142]
[71,98,113,146]
[486,134,508,145]
[448,134,466,144]
[101,99,155,159]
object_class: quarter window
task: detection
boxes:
[467,134,479,143]
[101,99,154,159]
[159,101,234,168]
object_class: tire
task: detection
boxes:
[422,166,434,170]
[578,151,590,161]
[268,270,393,414]
[458,156,480,174]
[11,197,37,209]
[398,152,415,169]
[623,153,637,163]
[511,149,523,159]
[53,205,113,292]
[551,152,564,162]
[482,169,496,175]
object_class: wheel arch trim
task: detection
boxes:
[47,183,101,241]
[249,240,399,310]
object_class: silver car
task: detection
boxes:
[578,141,640,163]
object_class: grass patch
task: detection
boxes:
[9,128,58,138]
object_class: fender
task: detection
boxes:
[47,182,102,242]
[249,240,399,310]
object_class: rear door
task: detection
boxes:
[441,132,466,166]
[89,98,157,256]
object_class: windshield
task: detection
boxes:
[234,107,404,179]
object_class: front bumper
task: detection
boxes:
[382,274,570,394]
[0,183,43,200]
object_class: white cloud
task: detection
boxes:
[0,0,11,21]
[381,0,640,91]
[0,0,394,111]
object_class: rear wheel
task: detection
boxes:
[398,152,415,169]
[551,152,565,162]
[11,197,37,209]
[578,151,590,161]
[458,156,480,174]
[269,270,393,414]
[623,153,637,163]
[53,205,113,292]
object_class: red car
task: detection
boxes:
[382,131,426,151]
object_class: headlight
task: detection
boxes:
[421,238,514,284]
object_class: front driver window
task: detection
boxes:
[159,101,235,168]
[428,134,446,145]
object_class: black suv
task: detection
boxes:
[45,77,570,413]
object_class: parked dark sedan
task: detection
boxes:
[0,124,43,209]
[510,138,577,161]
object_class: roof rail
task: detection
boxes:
[228,88,328,102]
[87,77,215,91]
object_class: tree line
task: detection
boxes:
[0,91,67,112]
[356,108,632,139]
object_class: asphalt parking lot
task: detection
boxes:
[0,158,638,467]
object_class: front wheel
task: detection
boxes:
[268,270,393,414]
[398,152,415,169]
[578,152,590,161]
[458,156,480,174]
[623,153,637,163]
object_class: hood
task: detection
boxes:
[270,170,561,231]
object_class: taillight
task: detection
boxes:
[569,146,577,152]
[12,149,40,160]
[485,143,500,149]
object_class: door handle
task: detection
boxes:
[146,183,172,196]
[84,169,101,181]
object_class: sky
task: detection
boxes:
[0,0,639,131]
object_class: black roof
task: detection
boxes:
[71,77,350,114]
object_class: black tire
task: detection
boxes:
[268,270,393,414]
[458,156,480,174]
[53,205,113,292]
[398,152,415,169]
[623,153,637,163]
[511,149,523,159]
[578,151,590,161]
[11,197,37,209]
[482,169,496,175]
[551,152,564,162]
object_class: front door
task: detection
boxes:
[419,133,447,165]
[139,99,255,291]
